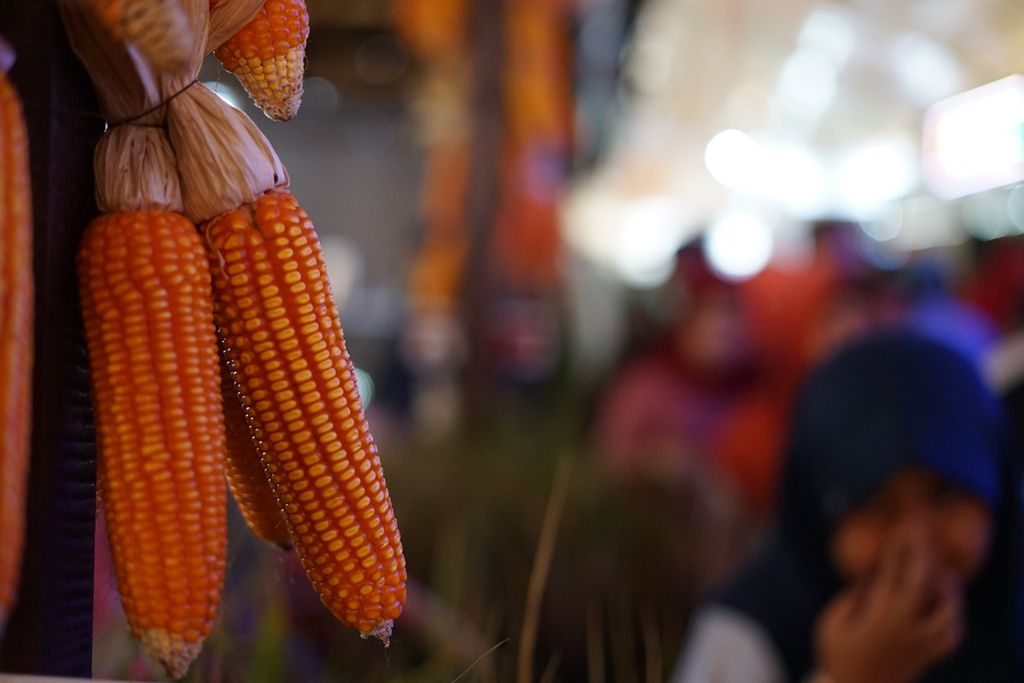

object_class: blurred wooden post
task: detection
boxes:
[0,1,102,677]
[461,0,505,416]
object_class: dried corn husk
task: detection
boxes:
[167,81,287,221]
[60,0,286,222]
[90,0,195,71]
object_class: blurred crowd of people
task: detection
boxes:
[594,224,1024,516]
[590,224,1024,681]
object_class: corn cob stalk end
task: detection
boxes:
[363,620,393,647]
[139,628,203,679]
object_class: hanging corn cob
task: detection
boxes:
[167,7,409,636]
[89,0,194,70]
[78,211,226,678]
[212,0,309,121]
[0,37,33,638]
[206,190,406,640]
[60,1,239,675]
[221,355,291,546]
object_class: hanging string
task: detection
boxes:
[107,78,199,128]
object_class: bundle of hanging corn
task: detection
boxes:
[60,0,407,677]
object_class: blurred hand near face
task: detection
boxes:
[815,535,964,683]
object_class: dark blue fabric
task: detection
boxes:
[715,330,1024,682]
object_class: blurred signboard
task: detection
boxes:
[922,75,1024,200]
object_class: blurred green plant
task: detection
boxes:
[92,381,743,682]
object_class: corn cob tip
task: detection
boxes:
[361,620,394,647]
[139,628,202,679]
[257,46,304,121]
[213,0,308,121]
[217,45,305,121]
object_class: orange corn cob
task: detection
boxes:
[205,190,406,640]
[221,355,290,546]
[79,212,226,678]
[213,0,309,121]
[90,0,192,70]
[0,46,33,636]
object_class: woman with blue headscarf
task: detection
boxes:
[672,331,1024,682]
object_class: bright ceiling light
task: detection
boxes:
[836,139,918,213]
[705,211,774,281]
[890,33,963,107]
[776,47,838,122]
[922,75,1024,200]
[753,144,828,217]
[859,203,903,242]
[798,5,856,68]
[614,196,688,288]
[704,129,757,188]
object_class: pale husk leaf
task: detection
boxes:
[94,126,183,212]
[61,0,165,124]
[118,0,196,71]
[60,0,287,217]
[168,83,288,222]
[61,0,190,212]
